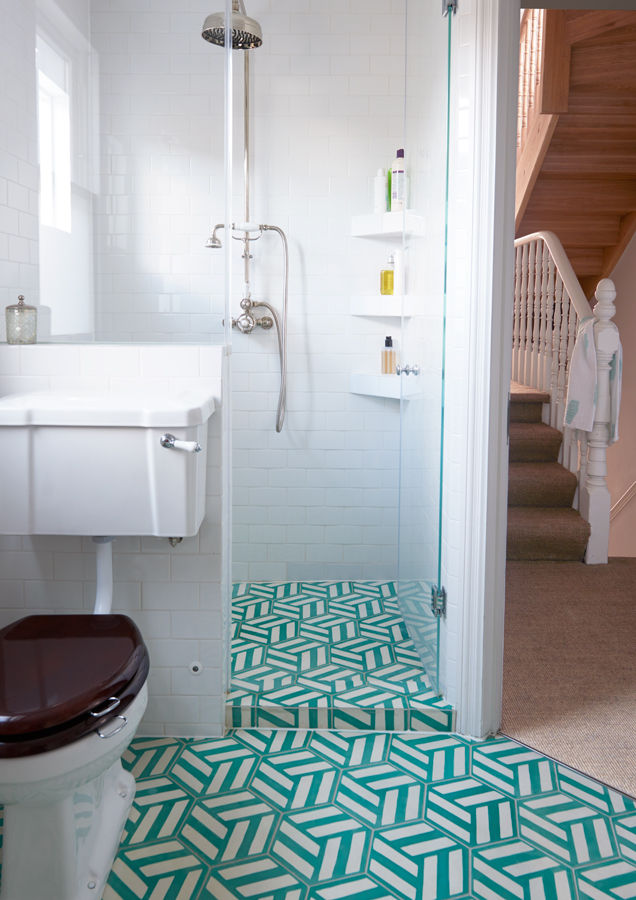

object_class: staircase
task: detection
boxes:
[516,10,636,298]
[507,382,590,561]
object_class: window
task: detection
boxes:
[36,35,71,232]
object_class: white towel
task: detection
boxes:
[564,316,622,443]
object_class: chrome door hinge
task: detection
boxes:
[431,585,447,618]
[443,0,457,15]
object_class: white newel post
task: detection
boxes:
[579,279,620,564]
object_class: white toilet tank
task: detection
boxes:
[0,389,215,536]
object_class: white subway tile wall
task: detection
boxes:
[91,0,406,582]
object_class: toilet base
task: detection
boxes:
[1,757,135,900]
[0,759,135,900]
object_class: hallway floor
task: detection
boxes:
[228,582,454,732]
[106,730,636,899]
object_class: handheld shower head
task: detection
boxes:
[202,1,262,49]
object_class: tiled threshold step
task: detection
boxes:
[228,581,454,732]
[107,731,636,899]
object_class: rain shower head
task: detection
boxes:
[202,0,262,49]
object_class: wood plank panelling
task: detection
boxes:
[565,11,636,46]
[516,10,636,293]
[540,11,570,114]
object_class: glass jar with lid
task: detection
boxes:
[5,295,37,344]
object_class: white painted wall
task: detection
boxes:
[608,233,636,556]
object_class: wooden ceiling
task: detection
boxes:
[516,11,636,297]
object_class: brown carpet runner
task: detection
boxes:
[507,383,590,560]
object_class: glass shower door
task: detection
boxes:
[397,3,453,695]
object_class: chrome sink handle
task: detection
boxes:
[160,433,202,453]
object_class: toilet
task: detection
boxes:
[0,386,217,899]
[0,614,149,900]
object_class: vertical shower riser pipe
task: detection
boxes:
[243,51,251,291]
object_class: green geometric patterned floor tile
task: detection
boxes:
[614,813,636,862]
[366,663,432,695]
[122,736,187,781]
[473,840,576,900]
[472,740,555,797]
[272,805,371,884]
[576,859,636,900]
[329,597,385,619]
[123,776,193,846]
[358,613,409,643]
[335,763,424,827]
[234,728,313,757]
[370,821,468,899]
[300,614,359,643]
[519,794,617,864]
[232,639,266,672]
[240,615,298,645]
[426,777,516,845]
[232,597,272,621]
[170,738,258,796]
[267,637,329,672]
[297,665,364,693]
[251,749,338,810]
[232,665,295,692]
[306,876,399,899]
[203,857,306,899]
[229,583,453,735]
[408,705,455,732]
[309,731,391,768]
[106,840,208,900]
[556,766,636,816]
[273,597,328,621]
[253,699,331,730]
[179,790,278,865]
[102,730,636,900]
[388,733,469,782]
[330,637,395,671]
[332,703,407,732]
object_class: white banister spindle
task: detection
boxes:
[513,233,620,564]
[513,245,522,378]
[578,279,620,564]
[550,274,564,430]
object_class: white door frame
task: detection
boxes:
[449,0,518,738]
[454,0,636,738]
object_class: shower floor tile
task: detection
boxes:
[228,581,454,732]
[103,732,636,900]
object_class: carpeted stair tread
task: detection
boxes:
[510,382,549,422]
[509,422,563,462]
[508,462,578,507]
[510,382,550,403]
[507,507,590,561]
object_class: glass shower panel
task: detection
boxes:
[397,4,452,695]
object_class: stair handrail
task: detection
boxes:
[513,231,592,447]
[513,231,621,564]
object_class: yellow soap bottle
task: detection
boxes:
[380,254,394,295]
[382,336,396,374]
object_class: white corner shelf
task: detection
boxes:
[351,211,425,238]
[350,373,421,400]
[350,295,420,318]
